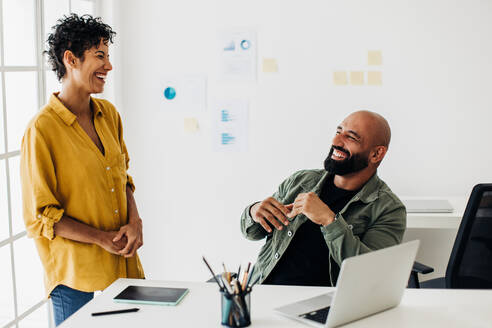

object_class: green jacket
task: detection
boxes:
[240,169,406,286]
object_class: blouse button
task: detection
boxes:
[274,252,279,259]
[114,209,118,214]
[106,166,110,171]
[287,231,293,237]
[111,188,115,192]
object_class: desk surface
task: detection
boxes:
[62,278,492,328]
[405,197,465,229]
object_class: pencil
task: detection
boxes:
[221,274,234,295]
[222,263,230,282]
[241,262,251,290]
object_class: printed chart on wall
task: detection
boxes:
[212,100,249,152]
[162,75,207,112]
[218,30,257,81]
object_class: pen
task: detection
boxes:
[245,265,255,287]
[202,256,225,290]
[91,308,139,316]
[232,279,241,294]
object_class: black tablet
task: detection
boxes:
[113,285,189,306]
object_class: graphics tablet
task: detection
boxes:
[113,285,189,306]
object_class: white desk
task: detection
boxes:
[61,278,492,328]
[405,197,465,229]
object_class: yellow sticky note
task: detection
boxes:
[368,50,382,65]
[333,71,348,85]
[184,118,199,133]
[262,58,278,73]
[350,71,364,85]
[367,71,382,85]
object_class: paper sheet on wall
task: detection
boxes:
[367,71,382,85]
[368,50,383,66]
[350,71,364,85]
[218,30,257,81]
[162,75,207,112]
[333,71,348,85]
[262,58,278,73]
[184,118,199,133]
[212,100,248,152]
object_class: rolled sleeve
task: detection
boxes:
[126,173,136,192]
[21,125,64,240]
[36,206,64,240]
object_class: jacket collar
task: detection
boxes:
[352,173,381,203]
[301,170,382,203]
[48,92,103,126]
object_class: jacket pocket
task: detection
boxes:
[349,216,369,235]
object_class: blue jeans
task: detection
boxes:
[50,285,94,326]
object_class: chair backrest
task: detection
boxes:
[446,184,492,288]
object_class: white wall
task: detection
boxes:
[103,0,492,282]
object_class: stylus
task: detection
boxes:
[91,308,140,316]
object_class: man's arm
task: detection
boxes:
[241,202,270,240]
[240,198,290,240]
[321,206,406,265]
[287,192,406,264]
[240,172,302,240]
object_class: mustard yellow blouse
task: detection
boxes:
[20,93,144,297]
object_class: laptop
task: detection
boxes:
[274,240,419,328]
[402,199,453,213]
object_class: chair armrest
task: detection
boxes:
[412,261,434,274]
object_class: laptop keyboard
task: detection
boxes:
[299,306,331,324]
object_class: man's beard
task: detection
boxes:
[324,145,369,175]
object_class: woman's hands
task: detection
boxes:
[97,230,128,255]
[53,214,143,258]
[112,216,143,258]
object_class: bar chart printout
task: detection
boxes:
[213,100,248,152]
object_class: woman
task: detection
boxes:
[20,14,144,326]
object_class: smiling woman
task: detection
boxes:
[20,14,145,327]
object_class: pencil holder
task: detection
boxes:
[220,290,251,327]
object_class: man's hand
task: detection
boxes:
[286,192,335,226]
[250,197,290,233]
[113,217,143,258]
[97,231,128,255]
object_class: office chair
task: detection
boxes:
[409,183,492,289]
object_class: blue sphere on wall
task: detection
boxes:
[164,87,176,100]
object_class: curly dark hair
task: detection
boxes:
[45,14,116,81]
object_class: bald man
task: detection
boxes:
[240,111,406,286]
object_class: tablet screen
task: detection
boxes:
[114,285,189,306]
